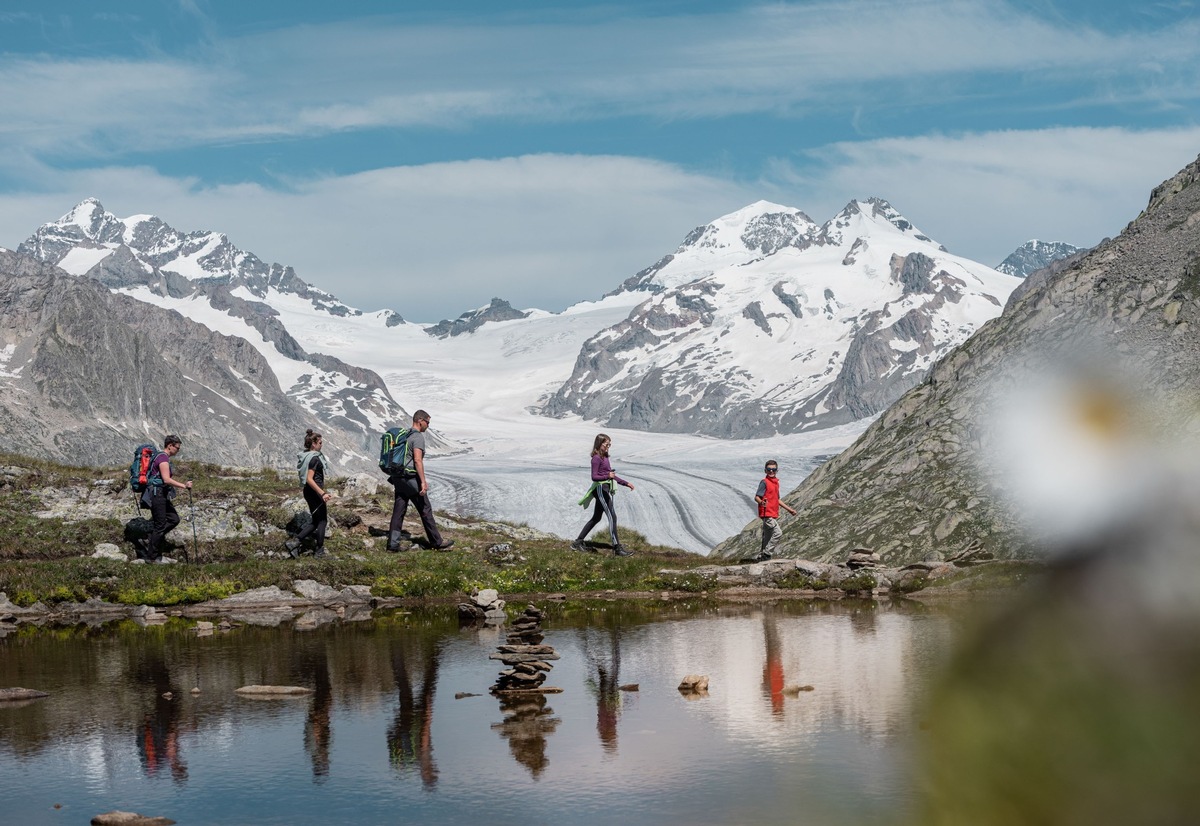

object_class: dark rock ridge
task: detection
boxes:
[423,297,530,338]
[995,239,1084,278]
[0,251,382,471]
[711,153,1200,565]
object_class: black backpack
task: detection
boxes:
[129,444,163,493]
[379,427,414,476]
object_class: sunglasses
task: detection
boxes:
[766,467,778,473]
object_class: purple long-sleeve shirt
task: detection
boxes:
[591,454,630,487]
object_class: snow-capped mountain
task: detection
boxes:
[19,198,366,317]
[995,239,1084,278]
[16,200,409,466]
[543,198,1023,436]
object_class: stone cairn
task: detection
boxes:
[846,548,883,570]
[458,588,508,625]
[488,604,562,694]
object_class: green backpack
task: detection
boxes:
[378,427,414,477]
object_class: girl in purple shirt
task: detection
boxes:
[573,433,636,556]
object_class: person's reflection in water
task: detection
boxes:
[762,612,786,716]
[296,640,333,780]
[583,627,623,753]
[387,632,441,788]
[491,694,561,778]
[134,649,188,782]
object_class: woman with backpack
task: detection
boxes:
[572,433,636,557]
[286,429,332,559]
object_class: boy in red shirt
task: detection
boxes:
[748,460,797,563]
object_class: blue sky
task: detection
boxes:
[2,0,1198,320]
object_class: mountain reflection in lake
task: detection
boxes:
[0,599,956,826]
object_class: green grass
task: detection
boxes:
[0,453,709,606]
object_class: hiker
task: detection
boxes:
[141,435,192,564]
[572,433,636,557]
[746,459,798,563]
[286,429,332,559]
[387,410,454,551]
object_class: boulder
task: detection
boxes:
[292,580,339,601]
[473,588,500,608]
[91,543,127,561]
[339,472,379,498]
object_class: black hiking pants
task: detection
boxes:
[147,491,180,561]
[389,475,444,547]
[295,487,328,551]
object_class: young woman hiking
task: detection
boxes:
[573,433,636,557]
[287,429,332,558]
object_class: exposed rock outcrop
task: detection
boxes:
[424,297,530,338]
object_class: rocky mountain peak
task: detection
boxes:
[611,201,824,296]
[995,239,1083,278]
[19,200,356,317]
[820,197,938,248]
[424,297,531,338]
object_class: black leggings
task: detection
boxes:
[147,493,180,561]
[296,487,327,550]
[577,484,619,546]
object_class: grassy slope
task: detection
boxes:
[0,452,710,606]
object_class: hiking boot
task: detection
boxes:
[312,548,329,559]
[613,544,633,557]
[744,551,772,564]
[284,538,301,558]
[432,540,455,551]
[570,540,588,552]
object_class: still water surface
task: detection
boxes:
[0,599,958,825]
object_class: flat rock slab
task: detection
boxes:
[235,685,314,696]
[489,652,561,663]
[204,586,314,609]
[0,687,50,702]
[91,812,176,826]
[496,645,556,654]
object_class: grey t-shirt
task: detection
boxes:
[406,429,427,473]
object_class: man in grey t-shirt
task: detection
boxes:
[386,409,454,551]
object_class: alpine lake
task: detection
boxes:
[0,596,965,826]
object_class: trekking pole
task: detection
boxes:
[187,487,199,565]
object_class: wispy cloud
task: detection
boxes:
[772,126,1200,264]
[4,126,1196,319]
[2,1,1198,159]
[0,154,756,320]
